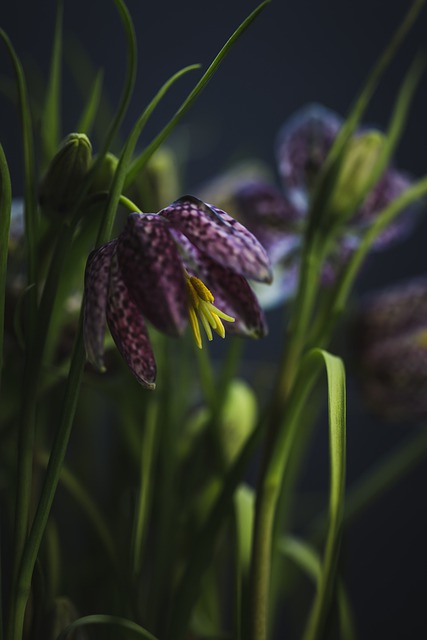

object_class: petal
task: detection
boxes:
[353,169,422,249]
[116,213,188,336]
[354,277,427,347]
[252,259,300,309]
[173,232,268,337]
[83,240,117,369]
[231,179,302,259]
[276,103,342,194]
[159,195,272,283]
[358,334,427,422]
[106,254,156,388]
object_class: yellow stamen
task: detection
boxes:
[185,273,235,348]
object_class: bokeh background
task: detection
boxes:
[1,0,427,637]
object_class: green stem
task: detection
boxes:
[248,242,322,640]
[131,396,159,575]
[274,242,321,406]
[34,450,118,573]
[11,326,86,640]
[119,194,142,213]
[0,144,12,391]
[249,359,322,640]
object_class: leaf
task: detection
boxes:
[94,63,200,247]
[125,0,271,187]
[0,29,38,299]
[41,0,64,165]
[75,69,104,135]
[0,145,11,389]
[278,536,356,640]
[301,349,346,640]
[57,614,159,640]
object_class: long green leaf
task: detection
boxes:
[0,29,38,297]
[302,349,346,640]
[41,0,64,165]
[234,484,255,640]
[278,536,355,640]
[97,0,137,158]
[57,614,159,640]
[34,451,117,572]
[0,144,11,390]
[125,0,271,187]
[167,423,263,640]
[95,63,200,246]
[75,68,104,135]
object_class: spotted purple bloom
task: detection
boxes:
[83,196,272,388]
[352,278,427,422]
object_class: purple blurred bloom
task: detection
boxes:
[83,196,272,388]
[353,278,427,421]
[199,105,422,308]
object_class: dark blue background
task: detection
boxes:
[1,1,427,638]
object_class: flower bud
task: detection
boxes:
[329,130,386,219]
[352,278,427,422]
[219,379,258,465]
[89,152,119,194]
[39,133,92,217]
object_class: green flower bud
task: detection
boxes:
[39,133,92,217]
[329,130,386,218]
[89,152,119,194]
[219,379,258,466]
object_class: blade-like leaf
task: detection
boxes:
[302,349,346,640]
[57,614,159,640]
[0,144,11,389]
[0,29,38,298]
[125,0,271,187]
[75,68,104,135]
[234,484,255,640]
[278,536,355,640]
[95,63,200,246]
[41,0,64,165]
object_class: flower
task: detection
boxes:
[199,104,422,307]
[352,277,427,421]
[83,195,272,388]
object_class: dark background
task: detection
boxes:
[1,1,427,638]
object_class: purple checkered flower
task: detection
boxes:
[83,196,272,388]
[353,278,427,421]
[199,105,422,308]
[275,103,420,250]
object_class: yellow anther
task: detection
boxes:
[189,276,214,303]
[185,272,235,348]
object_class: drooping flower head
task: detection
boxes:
[83,196,272,388]
[198,105,422,307]
[352,278,427,421]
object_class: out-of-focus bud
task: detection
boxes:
[39,133,92,218]
[128,147,180,211]
[218,379,258,466]
[43,596,88,640]
[352,277,427,422]
[329,130,386,219]
[88,151,119,194]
